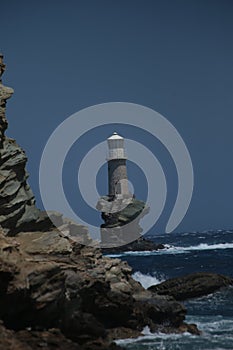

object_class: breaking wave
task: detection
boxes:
[132,271,165,289]
[106,242,233,257]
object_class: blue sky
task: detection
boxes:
[1,0,233,233]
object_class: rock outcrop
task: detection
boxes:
[0,230,200,350]
[97,196,151,248]
[148,272,233,301]
[98,197,164,252]
[98,197,147,229]
[0,55,91,239]
[0,320,124,350]
[0,53,42,234]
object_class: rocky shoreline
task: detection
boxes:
[1,225,232,350]
[1,54,233,350]
[0,228,200,350]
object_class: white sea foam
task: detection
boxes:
[168,242,233,253]
[115,326,194,346]
[106,242,233,257]
[106,250,154,258]
[115,315,233,349]
[141,325,152,335]
[115,319,232,348]
[132,271,165,289]
[187,315,233,334]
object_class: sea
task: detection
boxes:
[107,229,233,350]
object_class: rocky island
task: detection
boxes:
[0,54,232,350]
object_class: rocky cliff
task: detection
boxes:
[0,54,200,350]
[0,53,42,235]
[0,56,91,241]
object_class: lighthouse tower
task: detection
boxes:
[107,132,129,198]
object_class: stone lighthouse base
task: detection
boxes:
[96,196,149,248]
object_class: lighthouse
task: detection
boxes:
[107,132,129,198]
[96,131,149,248]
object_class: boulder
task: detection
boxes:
[148,272,233,301]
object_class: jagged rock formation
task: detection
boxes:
[148,272,233,301]
[98,196,163,251]
[99,197,147,229]
[0,53,41,234]
[0,55,90,240]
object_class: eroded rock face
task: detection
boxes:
[0,138,42,233]
[0,54,41,235]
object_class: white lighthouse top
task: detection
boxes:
[107,132,127,160]
[107,132,124,140]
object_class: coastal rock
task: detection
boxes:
[98,196,151,248]
[0,230,197,348]
[0,321,81,350]
[148,272,233,301]
[0,54,41,235]
[0,320,123,350]
[99,197,147,228]
[102,236,165,253]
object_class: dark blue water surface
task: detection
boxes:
[109,229,233,350]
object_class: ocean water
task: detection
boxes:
[109,229,233,350]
